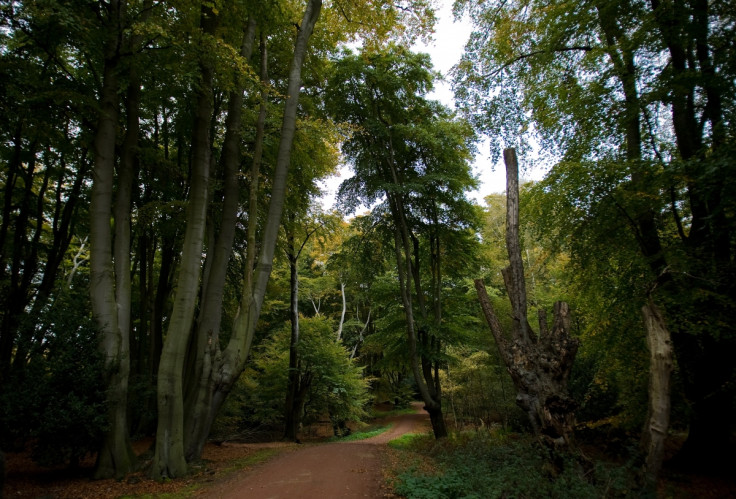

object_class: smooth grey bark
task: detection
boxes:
[89,0,136,479]
[184,17,257,461]
[151,6,218,480]
[185,0,323,457]
[641,298,673,483]
[182,28,267,463]
[474,148,579,452]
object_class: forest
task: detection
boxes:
[0,0,734,497]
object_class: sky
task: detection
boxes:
[318,1,547,211]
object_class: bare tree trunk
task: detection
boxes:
[185,0,323,457]
[89,0,137,479]
[150,5,217,480]
[350,309,370,359]
[336,282,346,341]
[475,148,579,452]
[284,227,301,441]
[184,17,257,462]
[641,298,673,483]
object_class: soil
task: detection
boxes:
[198,402,431,498]
[2,403,430,499]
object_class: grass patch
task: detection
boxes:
[388,432,426,449]
[329,424,393,442]
[389,431,639,498]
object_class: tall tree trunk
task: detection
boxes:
[284,228,301,441]
[384,144,447,438]
[475,148,579,452]
[184,17,257,461]
[89,0,137,479]
[641,298,673,484]
[150,4,218,480]
[183,0,323,459]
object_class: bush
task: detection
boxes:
[0,291,108,467]
[220,315,371,434]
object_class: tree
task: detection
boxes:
[0,0,92,385]
[149,2,219,480]
[178,0,325,467]
[182,14,257,462]
[88,0,141,479]
[475,149,579,454]
[327,44,478,438]
[283,213,323,441]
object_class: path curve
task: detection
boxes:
[201,403,429,498]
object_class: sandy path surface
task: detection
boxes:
[200,403,430,498]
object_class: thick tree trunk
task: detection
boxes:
[183,0,323,458]
[89,0,137,478]
[641,298,672,483]
[150,5,217,480]
[184,17,257,461]
[427,405,447,439]
[475,149,579,451]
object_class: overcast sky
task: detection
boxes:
[319,1,543,211]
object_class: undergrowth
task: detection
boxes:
[390,431,640,498]
[388,432,424,449]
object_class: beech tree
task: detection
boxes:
[328,44,477,438]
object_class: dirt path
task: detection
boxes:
[199,403,430,499]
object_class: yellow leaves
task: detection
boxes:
[322,0,437,46]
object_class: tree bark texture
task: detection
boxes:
[89,0,137,478]
[151,5,218,480]
[185,0,323,458]
[184,17,257,462]
[640,298,673,483]
[475,148,579,451]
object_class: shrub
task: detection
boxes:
[0,291,108,467]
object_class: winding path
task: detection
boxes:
[201,403,430,498]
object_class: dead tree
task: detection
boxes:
[474,148,579,451]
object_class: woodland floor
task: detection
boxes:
[4,405,736,498]
[3,402,431,498]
